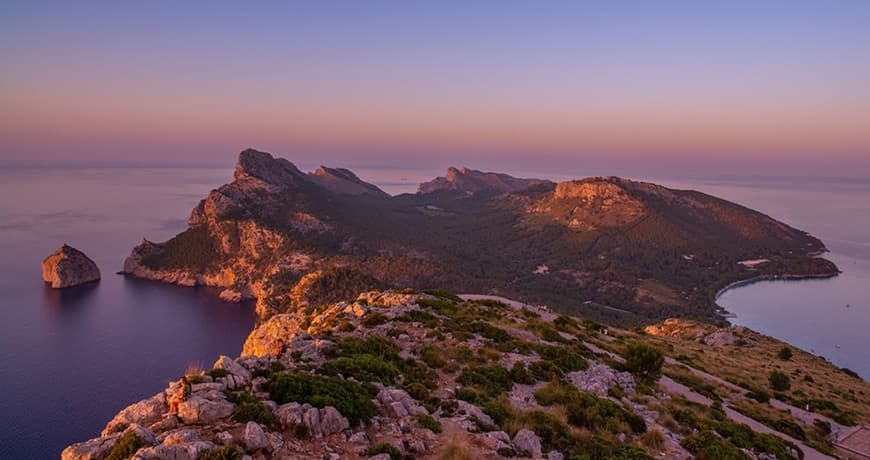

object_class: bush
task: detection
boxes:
[535,344,589,372]
[528,360,563,382]
[415,413,443,433]
[226,391,275,425]
[106,431,145,460]
[198,444,245,460]
[777,347,793,360]
[746,388,771,403]
[266,373,377,425]
[422,289,462,302]
[457,365,514,397]
[361,312,388,327]
[367,442,403,460]
[406,382,430,401]
[641,429,666,451]
[769,371,790,392]
[509,362,536,384]
[517,411,574,452]
[681,431,748,459]
[320,354,399,384]
[420,345,446,368]
[534,382,646,434]
[481,400,513,428]
[623,342,664,383]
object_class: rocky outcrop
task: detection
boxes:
[41,244,100,288]
[308,166,389,197]
[274,403,350,437]
[512,428,542,458]
[567,363,635,397]
[418,166,551,195]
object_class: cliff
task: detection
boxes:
[42,244,101,289]
[121,149,838,325]
[64,289,869,459]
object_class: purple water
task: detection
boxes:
[0,167,255,459]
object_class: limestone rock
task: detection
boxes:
[214,431,233,446]
[567,363,635,397]
[42,244,101,289]
[513,428,542,458]
[61,434,119,460]
[177,395,234,424]
[213,355,253,382]
[102,392,166,436]
[243,422,268,451]
[132,440,215,460]
[376,387,427,418]
[319,406,350,435]
[241,314,303,357]
[418,167,551,195]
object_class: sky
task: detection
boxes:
[1,1,869,176]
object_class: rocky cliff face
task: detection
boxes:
[121,148,837,325]
[42,244,101,288]
[418,166,552,195]
[66,288,864,460]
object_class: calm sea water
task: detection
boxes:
[0,165,866,458]
[0,167,255,459]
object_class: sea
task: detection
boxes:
[0,165,867,458]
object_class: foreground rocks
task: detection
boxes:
[41,244,101,288]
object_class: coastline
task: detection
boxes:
[714,270,840,316]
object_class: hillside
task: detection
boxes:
[63,290,869,459]
[122,149,837,325]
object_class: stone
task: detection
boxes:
[319,406,350,435]
[132,440,215,460]
[567,363,634,397]
[162,428,199,445]
[102,392,167,436]
[42,244,101,288]
[177,396,234,424]
[347,432,369,444]
[369,454,392,460]
[275,402,305,428]
[547,451,565,460]
[303,407,322,437]
[513,428,542,458]
[376,387,426,418]
[214,431,233,446]
[213,355,253,381]
[241,314,303,357]
[243,422,268,451]
[61,435,119,460]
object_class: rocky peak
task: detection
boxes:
[233,149,306,189]
[553,177,632,201]
[418,167,552,195]
[307,166,389,197]
[42,244,101,288]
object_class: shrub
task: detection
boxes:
[535,344,589,372]
[207,368,230,379]
[457,365,514,396]
[422,289,462,302]
[420,345,446,368]
[406,382,430,402]
[534,382,646,434]
[106,431,145,460]
[415,413,443,433]
[516,411,573,452]
[528,360,563,381]
[841,367,862,380]
[226,391,275,425]
[641,429,666,451]
[769,371,790,392]
[361,312,388,327]
[746,388,771,403]
[266,373,377,425]
[367,442,403,460]
[681,431,748,459]
[777,347,793,360]
[320,354,399,384]
[198,444,244,460]
[481,400,513,428]
[623,342,664,383]
[509,362,536,384]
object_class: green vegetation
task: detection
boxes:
[456,365,514,397]
[513,411,651,459]
[623,342,664,383]
[320,354,399,384]
[533,382,646,434]
[528,360,563,381]
[415,413,442,433]
[265,373,377,425]
[681,431,749,460]
[226,391,274,425]
[366,442,403,460]
[777,347,793,360]
[106,431,145,460]
[769,370,791,391]
[140,226,219,270]
[198,445,245,460]
[509,362,536,384]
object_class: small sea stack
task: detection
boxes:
[41,244,101,289]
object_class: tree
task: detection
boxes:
[769,370,791,391]
[623,342,664,383]
[777,347,793,361]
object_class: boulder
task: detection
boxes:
[241,314,303,357]
[567,363,635,397]
[376,387,427,418]
[275,402,305,428]
[177,396,234,424]
[42,244,101,288]
[103,392,167,436]
[61,435,119,460]
[513,428,542,458]
[161,429,199,445]
[214,431,233,446]
[132,440,215,460]
[213,355,253,381]
[243,422,268,451]
[319,406,350,435]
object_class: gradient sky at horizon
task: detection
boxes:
[2,1,869,176]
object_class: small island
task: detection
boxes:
[42,244,101,289]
